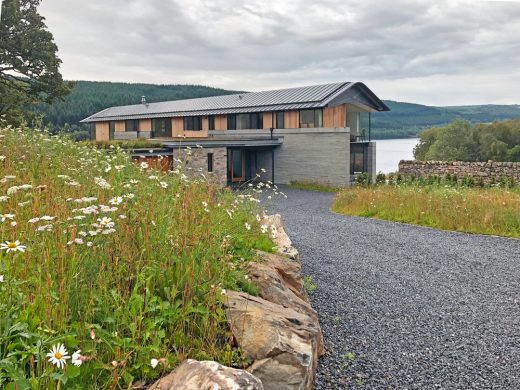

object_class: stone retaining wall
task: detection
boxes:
[399,160,520,183]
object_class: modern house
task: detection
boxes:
[81,82,389,186]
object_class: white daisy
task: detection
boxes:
[0,240,26,253]
[71,350,83,367]
[150,358,159,368]
[0,213,14,222]
[46,344,70,369]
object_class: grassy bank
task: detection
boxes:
[333,184,520,238]
[289,181,340,193]
[0,125,274,389]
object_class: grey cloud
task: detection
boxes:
[39,0,520,105]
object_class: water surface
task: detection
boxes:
[375,138,419,173]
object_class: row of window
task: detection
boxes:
[111,109,324,133]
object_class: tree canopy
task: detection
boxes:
[0,0,72,125]
[414,119,520,162]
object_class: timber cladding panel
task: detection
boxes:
[323,104,347,128]
[172,118,183,137]
[139,119,152,132]
[115,121,125,132]
[95,122,109,141]
[214,115,227,130]
[284,111,299,128]
[263,112,273,129]
[202,116,209,131]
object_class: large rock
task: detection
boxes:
[148,359,264,390]
[264,214,299,260]
[248,251,324,356]
[225,291,321,390]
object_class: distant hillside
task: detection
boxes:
[36,81,520,139]
[37,81,239,131]
[371,101,520,139]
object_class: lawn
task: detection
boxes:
[0,125,275,389]
[333,184,520,238]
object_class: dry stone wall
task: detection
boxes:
[399,160,520,183]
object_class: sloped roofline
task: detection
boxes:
[81,81,389,123]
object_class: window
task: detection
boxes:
[208,115,215,130]
[125,119,139,132]
[275,112,284,129]
[184,116,202,131]
[227,114,236,130]
[299,109,323,128]
[207,153,214,172]
[235,113,263,130]
[152,118,172,137]
[236,113,250,129]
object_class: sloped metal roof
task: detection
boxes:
[81,81,388,123]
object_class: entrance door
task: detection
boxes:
[231,149,245,182]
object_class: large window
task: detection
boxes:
[125,119,139,132]
[275,111,284,129]
[227,114,236,130]
[152,118,172,137]
[236,113,263,130]
[299,109,323,128]
[208,115,215,130]
[184,116,202,131]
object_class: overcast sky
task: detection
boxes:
[37,0,520,106]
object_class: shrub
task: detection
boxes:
[375,173,386,185]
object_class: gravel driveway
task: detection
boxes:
[269,187,520,389]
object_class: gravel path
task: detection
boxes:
[270,187,520,389]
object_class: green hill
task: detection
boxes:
[36,81,520,140]
[372,101,520,139]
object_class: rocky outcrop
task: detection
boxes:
[225,291,322,390]
[247,251,324,356]
[264,214,299,260]
[148,359,264,390]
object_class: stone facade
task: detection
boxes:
[399,160,520,183]
[172,147,227,186]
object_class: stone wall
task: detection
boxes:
[399,160,520,183]
[172,147,227,186]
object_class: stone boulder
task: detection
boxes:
[248,251,324,356]
[225,291,321,390]
[264,214,299,260]
[148,359,264,390]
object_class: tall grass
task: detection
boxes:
[0,125,274,389]
[333,184,520,238]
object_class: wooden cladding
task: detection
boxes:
[214,115,227,130]
[96,122,110,141]
[284,111,299,128]
[323,104,347,128]
[139,119,152,132]
[263,112,273,129]
[114,121,125,132]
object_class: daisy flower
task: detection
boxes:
[46,344,70,369]
[71,350,83,366]
[1,240,26,253]
[151,358,159,368]
[0,213,15,222]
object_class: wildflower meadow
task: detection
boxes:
[0,124,278,389]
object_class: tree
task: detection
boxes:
[0,0,72,125]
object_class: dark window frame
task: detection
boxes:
[275,111,284,129]
[208,115,215,130]
[184,116,202,131]
[125,119,139,132]
[207,153,214,172]
[227,114,236,130]
[299,109,323,128]
[152,118,172,137]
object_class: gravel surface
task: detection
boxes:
[269,186,520,389]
